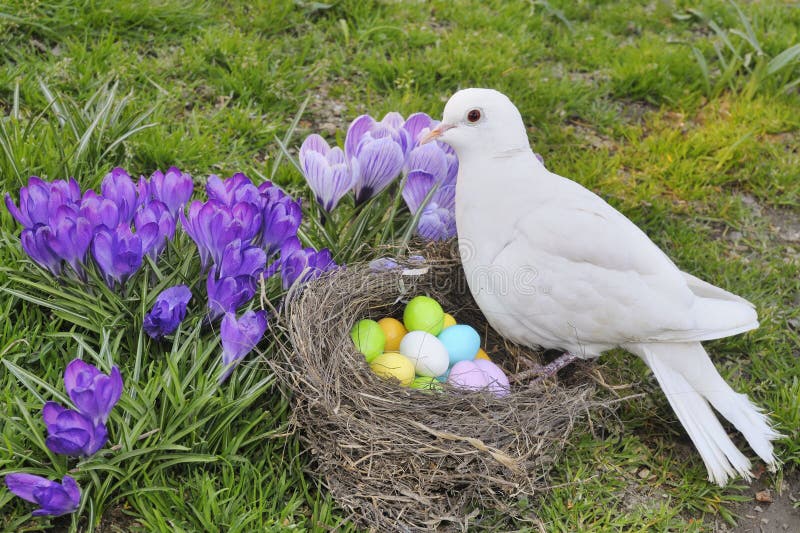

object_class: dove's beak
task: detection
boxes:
[420,123,454,145]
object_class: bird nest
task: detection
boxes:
[270,242,614,531]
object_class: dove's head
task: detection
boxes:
[421,88,529,155]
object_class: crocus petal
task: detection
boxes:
[42,401,67,427]
[61,476,81,506]
[402,112,435,146]
[401,170,436,215]
[143,285,192,338]
[151,167,193,215]
[405,143,448,182]
[301,150,354,212]
[219,310,268,382]
[63,359,123,425]
[5,473,53,503]
[7,473,81,517]
[21,226,62,275]
[352,137,404,204]
[101,168,138,223]
[64,360,98,397]
[300,134,330,160]
[344,114,375,160]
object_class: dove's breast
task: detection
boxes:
[453,153,614,355]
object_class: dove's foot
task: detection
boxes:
[510,352,579,384]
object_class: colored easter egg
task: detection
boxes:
[475,348,491,361]
[442,313,457,329]
[448,360,510,397]
[410,376,443,391]
[350,319,385,362]
[403,296,444,335]
[448,360,489,391]
[475,359,510,397]
[378,317,407,352]
[370,352,415,387]
[437,324,481,365]
[399,330,449,377]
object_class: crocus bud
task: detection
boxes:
[143,285,192,339]
[219,310,268,383]
[5,473,81,517]
[42,402,108,457]
[63,359,123,425]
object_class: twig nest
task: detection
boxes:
[271,242,612,531]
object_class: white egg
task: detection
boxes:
[399,330,449,377]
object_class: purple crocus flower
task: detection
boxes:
[100,168,138,224]
[257,183,302,255]
[180,200,262,268]
[5,474,81,517]
[219,310,268,383]
[136,176,152,208]
[206,274,257,322]
[4,176,81,229]
[63,359,123,425]
[402,112,436,147]
[344,113,409,205]
[280,245,335,289]
[401,171,456,241]
[135,200,176,259]
[299,134,355,212]
[91,223,155,287]
[42,402,108,457]
[350,137,405,205]
[345,112,411,158]
[20,226,62,275]
[46,206,93,276]
[405,142,449,182]
[402,112,459,185]
[206,240,266,320]
[143,285,192,339]
[206,173,261,208]
[80,190,121,233]
[149,167,194,215]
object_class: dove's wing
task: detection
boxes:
[490,171,758,347]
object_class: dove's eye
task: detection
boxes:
[467,109,481,123]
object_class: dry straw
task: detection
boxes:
[270,242,615,531]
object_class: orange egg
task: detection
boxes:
[442,313,457,329]
[475,348,491,361]
[378,317,408,351]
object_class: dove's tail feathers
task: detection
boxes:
[684,297,759,341]
[627,342,780,486]
[682,272,755,308]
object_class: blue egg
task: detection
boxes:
[435,368,450,382]
[437,324,481,365]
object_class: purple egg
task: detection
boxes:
[475,359,510,397]
[448,360,489,391]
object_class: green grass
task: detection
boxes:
[1,0,799,530]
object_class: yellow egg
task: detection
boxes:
[370,352,415,387]
[378,317,407,352]
[475,348,491,361]
[442,313,457,329]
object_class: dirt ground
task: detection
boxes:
[716,471,800,533]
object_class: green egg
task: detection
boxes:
[350,319,385,362]
[410,376,443,392]
[403,296,445,335]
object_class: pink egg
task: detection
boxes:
[448,361,489,391]
[475,359,510,397]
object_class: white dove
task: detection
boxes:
[420,88,779,486]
